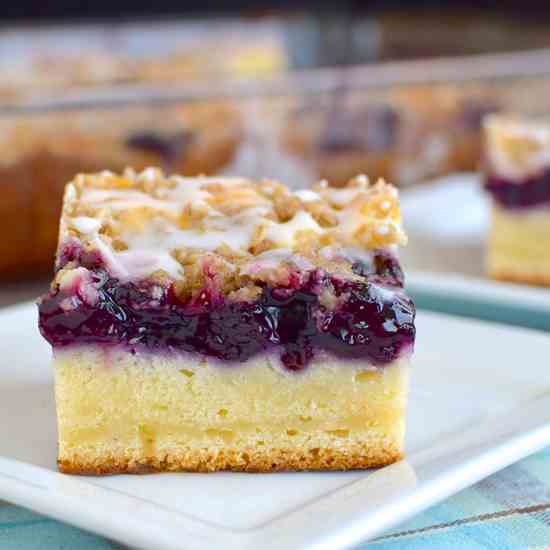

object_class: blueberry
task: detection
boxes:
[125,130,194,165]
[39,247,415,370]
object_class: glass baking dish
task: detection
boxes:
[3,47,550,281]
[5,11,550,106]
[0,17,290,104]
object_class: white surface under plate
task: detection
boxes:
[400,173,550,311]
[2,303,550,549]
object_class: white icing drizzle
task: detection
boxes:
[81,189,184,213]
[322,175,370,208]
[70,216,101,235]
[171,175,250,187]
[92,234,130,281]
[114,249,182,280]
[64,171,405,282]
[325,187,361,207]
[264,210,324,248]
[293,189,321,203]
[240,248,314,276]
[124,223,258,255]
[320,245,375,265]
[138,167,160,183]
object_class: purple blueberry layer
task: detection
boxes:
[39,251,415,371]
[485,169,550,209]
[125,130,194,166]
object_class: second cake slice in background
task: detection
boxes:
[484,114,550,286]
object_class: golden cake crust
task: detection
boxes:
[58,445,402,475]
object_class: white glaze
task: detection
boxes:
[325,187,361,207]
[293,189,321,203]
[65,172,405,282]
[70,217,101,235]
[240,248,314,276]
[264,210,324,248]
[81,189,184,213]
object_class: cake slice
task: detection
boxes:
[38,168,416,474]
[484,115,550,286]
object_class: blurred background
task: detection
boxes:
[3,3,550,68]
[2,1,550,309]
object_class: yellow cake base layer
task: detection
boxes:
[487,205,550,286]
[53,347,409,474]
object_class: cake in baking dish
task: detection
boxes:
[484,114,550,286]
[38,168,415,474]
[0,101,242,279]
[283,85,500,188]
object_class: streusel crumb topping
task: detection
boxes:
[484,114,550,180]
[55,168,406,295]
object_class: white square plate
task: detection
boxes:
[401,174,550,317]
[2,303,550,550]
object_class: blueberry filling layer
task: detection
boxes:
[39,255,415,371]
[485,169,550,209]
[351,250,404,287]
[125,130,194,166]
